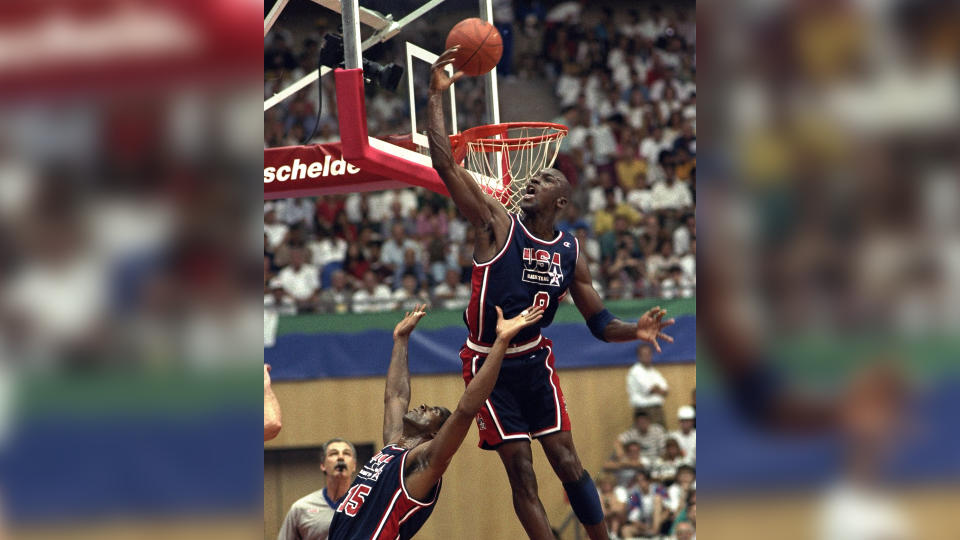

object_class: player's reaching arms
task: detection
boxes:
[426,47,511,264]
[382,305,428,446]
[569,253,677,352]
[264,364,282,441]
[382,303,545,501]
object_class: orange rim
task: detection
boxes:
[450,122,567,156]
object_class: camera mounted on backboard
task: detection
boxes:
[319,33,403,92]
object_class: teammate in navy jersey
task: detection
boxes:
[328,303,545,540]
[427,48,676,540]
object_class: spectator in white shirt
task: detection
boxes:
[264,206,289,251]
[591,120,619,166]
[652,437,690,484]
[318,270,353,314]
[270,247,320,313]
[616,410,667,462]
[650,175,693,211]
[626,344,669,425]
[556,65,583,107]
[352,270,393,313]
[639,126,670,167]
[673,214,695,256]
[661,265,695,299]
[670,406,696,464]
[665,465,696,517]
[368,189,417,223]
[276,198,315,228]
[679,239,696,282]
[308,229,347,268]
[433,268,470,311]
[391,273,430,312]
[343,193,367,223]
[380,223,421,277]
[646,240,681,283]
[626,175,655,214]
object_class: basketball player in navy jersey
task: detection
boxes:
[328,303,545,540]
[427,48,676,540]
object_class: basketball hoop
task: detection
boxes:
[450,122,568,214]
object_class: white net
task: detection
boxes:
[461,124,567,215]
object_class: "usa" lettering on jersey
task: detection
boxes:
[357,452,394,482]
[521,248,564,287]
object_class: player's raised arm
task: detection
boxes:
[264,364,282,441]
[569,255,676,351]
[383,305,428,446]
[403,304,544,499]
[427,47,510,233]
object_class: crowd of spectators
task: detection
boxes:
[265,1,695,316]
[598,344,696,539]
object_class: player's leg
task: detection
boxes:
[523,342,608,539]
[539,432,609,540]
[495,440,556,540]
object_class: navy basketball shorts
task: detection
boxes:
[459,338,572,450]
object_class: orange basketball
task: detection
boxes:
[445,18,503,77]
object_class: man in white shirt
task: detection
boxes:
[650,176,693,211]
[351,270,394,313]
[270,247,320,313]
[277,439,358,540]
[264,205,290,251]
[661,265,695,299]
[670,405,697,464]
[276,197,315,228]
[367,189,417,223]
[390,273,430,312]
[626,344,669,426]
[639,126,670,167]
[615,411,667,462]
[307,231,347,269]
[432,268,470,311]
[673,214,695,256]
[379,223,421,277]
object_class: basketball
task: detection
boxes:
[444,18,503,77]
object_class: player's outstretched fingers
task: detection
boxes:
[432,46,460,68]
[658,332,674,343]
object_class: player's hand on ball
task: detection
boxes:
[394,304,428,339]
[636,306,675,353]
[495,305,544,340]
[429,46,465,94]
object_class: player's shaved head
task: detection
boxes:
[543,168,571,197]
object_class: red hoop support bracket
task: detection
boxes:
[335,68,449,196]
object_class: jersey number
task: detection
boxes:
[338,484,372,517]
[533,291,550,310]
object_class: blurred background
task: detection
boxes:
[264,0,696,539]
[697,0,959,539]
[0,0,264,539]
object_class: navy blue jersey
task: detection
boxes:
[328,445,441,540]
[465,214,579,346]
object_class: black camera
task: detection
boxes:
[319,33,403,92]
